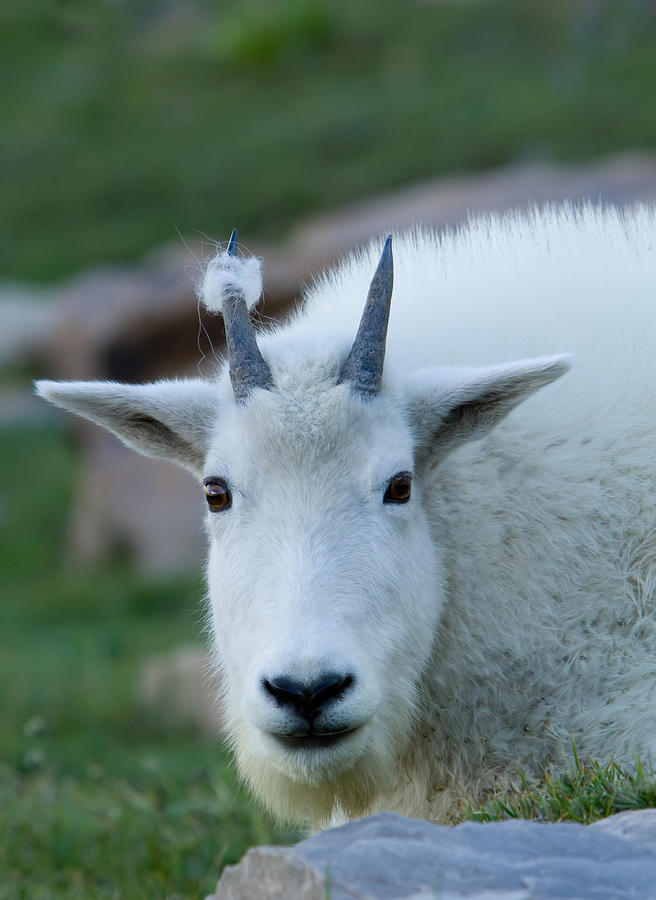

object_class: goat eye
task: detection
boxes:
[204,478,232,511]
[383,473,412,504]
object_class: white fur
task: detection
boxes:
[199,248,263,313]
[37,205,656,829]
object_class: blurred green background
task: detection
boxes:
[2,1,656,896]
[4,0,656,282]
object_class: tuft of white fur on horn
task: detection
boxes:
[198,246,263,313]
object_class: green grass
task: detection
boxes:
[3,0,656,282]
[469,742,656,825]
[0,425,295,898]
[0,747,284,899]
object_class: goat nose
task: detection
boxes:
[262,673,354,719]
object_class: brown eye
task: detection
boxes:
[383,472,412,504]
[204,478,232,511]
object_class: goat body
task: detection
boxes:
[38,205,656,826]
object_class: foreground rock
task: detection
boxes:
[211,809,656,900]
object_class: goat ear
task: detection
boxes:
[35,378,220,474]
[406,355,571,465]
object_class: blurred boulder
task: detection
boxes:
[139,644,221,737]
[0,284,59,367]
[12,151,656,384]
[0,285,63,426]
[47,241,306,384]
[19,151,656,572]
[38,240,306,573]
[45,151,656,387]
[68,426,207,571]
[291,152,656,270]
[0,386,61,427]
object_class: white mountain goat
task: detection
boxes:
[37,206,656,827]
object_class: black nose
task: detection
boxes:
[262,672,354,720]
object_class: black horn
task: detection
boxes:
[338,235,393,397]
[222,228,274,403]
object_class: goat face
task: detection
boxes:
[36,216,568,826]
[36,344,567,824]
[204,371,442,823]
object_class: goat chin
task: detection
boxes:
[235,730,402,828]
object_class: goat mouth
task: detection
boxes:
[272,727,360,751]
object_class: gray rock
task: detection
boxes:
[212,810,656,900]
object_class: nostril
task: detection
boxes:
[311,673,354,709]
[262,672,356,719]
[262,676,305,706]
